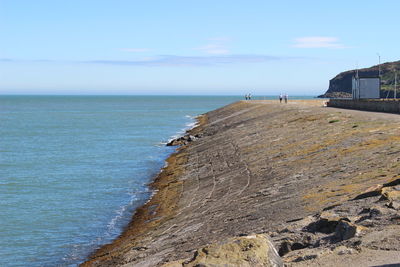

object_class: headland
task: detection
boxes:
[83,99,400,266]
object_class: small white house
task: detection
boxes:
[352,77,380,99]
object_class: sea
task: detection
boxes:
[0,95,313,266]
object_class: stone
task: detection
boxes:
[306,211,343,234]
[335,220,366,241]
[386,201,400,210]
[381,186,400,201]
[292,254,318,262]
[278,240,292,256]
[276,233,316,256]
[166,136,191,146]
[334,245,356,255]
[280,216,315,233]
[352,184,383,200]
[162,234,283,267]
[369,206,386,217]
[166,139,181,146]
[283,247,331,263]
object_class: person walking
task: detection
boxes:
[284,94,288,103]
[279,94,283,103]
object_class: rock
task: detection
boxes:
[292,254,318,262]
[167,134,199,146]
[334,245,357,255]
[166,139,179,146]
[131,246,147,251]
[380,186,400,201]
[278,240,292,256]
[369,206,386,217]
[275,232,316,257]
[306,211,343,234]
[277,239,311,256]
[280,216,315,233]
[383,178,400,187]
[283,248,331,263]
[166,137,183,146]
[352,184,383,200]
[386,201,400,210]
[335,220,365,241]
[162,234,283,267]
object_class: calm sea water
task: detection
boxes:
[0,95,313,266]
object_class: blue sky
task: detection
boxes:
[1,0,399,95]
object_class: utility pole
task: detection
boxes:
[395,72,397,99]
[377,53,381,77]
[356,62,360,99]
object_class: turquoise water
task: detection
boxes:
[0,95,313,266]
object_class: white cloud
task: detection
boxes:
[119,48,151,52]
[87,54,285,66]
[292,37,346,49]
[2,54,305,67]
[196,44,230,55]
[195,37,231,55]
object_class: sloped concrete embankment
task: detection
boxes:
[83,100,400,266]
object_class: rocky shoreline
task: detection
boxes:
[83,100,400,266]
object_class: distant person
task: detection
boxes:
[279,94,283,103]
[245,94,248,100]
[248,93,252,100]
[284,94,288,103]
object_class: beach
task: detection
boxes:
[83,99,400,266]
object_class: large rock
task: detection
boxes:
[353,184,383,200]
[381,186,400,201]
[387,201,400,210]
[335,220,366,241]
[166,135,199,146]
[306,211,342,234]
[163,234,283,267]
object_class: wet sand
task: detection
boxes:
[83,100,400,266]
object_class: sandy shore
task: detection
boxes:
[83,100,400,266]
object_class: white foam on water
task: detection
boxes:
[155,115,197,146]
[106,196,136,234]
[88,113,199,263]
[144,189,159,205]
[106,190,152,235]
[164,114,199,144]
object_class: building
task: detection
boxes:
[352,76,380,99]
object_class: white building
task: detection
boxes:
[352,76,380,99]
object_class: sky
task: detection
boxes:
[1,0,399,95]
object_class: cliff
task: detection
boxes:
[319,60,400,98]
